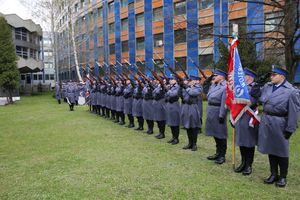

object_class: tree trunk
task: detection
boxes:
[284,0,297,83]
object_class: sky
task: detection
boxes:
[0,0,47,29]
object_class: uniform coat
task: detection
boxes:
[255,81,300,157]
[67,83,77,104]
[132,85,143,117]
[142,84,154,120]
[152,84,166,121]
[55,83,61,100]
[205,80,228,139]
[115,84,124,112]
[123,84,133,115]
[180,84,202,128]
[165,84,181,126]
[235,83,259,147]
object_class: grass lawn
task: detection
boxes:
[0,93,299,199]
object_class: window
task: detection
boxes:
[153,33,164,48]
[175,29,186,44]
[174,1,186,16]
[21,74,26,80]
[45,74,50,80]
[199,24,213,40]
[121,18,128,31]
[122,40,129,52]
[229,18,246,36]
[15,28,27,41]
[136,37,145,50]
[153,7,163,22]
[174,57,186,71]
[50,74,55,80]
[33,74,38,80]
[98,7,103,18]
[108,2,114,13]
[198,0,213,10]
[44,51,53,57]
[16,46,28,59]
[29,34,36,43]
[128,2,134,10]
[121,0,128,7]
[199,54,213,68]
[265,12,284,32]
[75,3,79,12]
[30,49,36,59]
[109,44,115,55]
[109,23,115,34]
[44,63,53,68]
[135,13,144,27]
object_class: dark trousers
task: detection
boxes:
[268,154,289,178]
[101,107,106,116]
[69,103,74,111]
[214,137,227,157]
[57,99,61,104]
[119,112,125,123]
[186,128,199,146]
[170,126,180,139]
[239,146,255,167]
[157,121,166,134]
[111,110,116,120]
[105,108,110,118]
[127,114,134,125]
[146,120,154,132]
[137,116,144,128]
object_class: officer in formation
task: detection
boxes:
[65,80,78,111]
[55,82,61,104]
[75,65,299,187]
[204,69,228,164]
[251,66,300,187]
[234,68,259,175]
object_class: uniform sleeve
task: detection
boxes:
[285,91,300,133]
[219,88,227,118]
[186,85,202,97]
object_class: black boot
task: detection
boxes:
[111,110,116,120]
[235,146,246,173]
[127,114,135,128]
[183,129,192,149]
[215,139,226,164]
[191,128,198,151]
[101,107,106,117]
[167,126,175,143]
[135,117,144,130]
[171,126,179,145]
[119,112,125,125]
[155,121,165,139]
[276,156,288,187]
[146,120,154,134]
[58,99,61,104]
[264,155,279,184]
[114,112,120,123]
[242,147,255,176]
[207,137,220,160]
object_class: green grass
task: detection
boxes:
[0,93,299,199]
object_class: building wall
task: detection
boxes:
[55,0,286,80]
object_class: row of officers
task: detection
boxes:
[55,66,300,188]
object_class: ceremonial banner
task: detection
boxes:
[226,39,251,124]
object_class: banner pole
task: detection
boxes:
[232,127,236,170]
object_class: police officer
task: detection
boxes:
[234,68,259,175]
[55,82,61,104]
[142,77,155,134]
[123,79,135,128]
[66,81,77,111]
[115,79,125,125]
[152,78,166,139]
[132,78,144,131]
[251,66,300,187]
[204,69,228,164]
[181,75,203,151]
[165,74,181,145]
